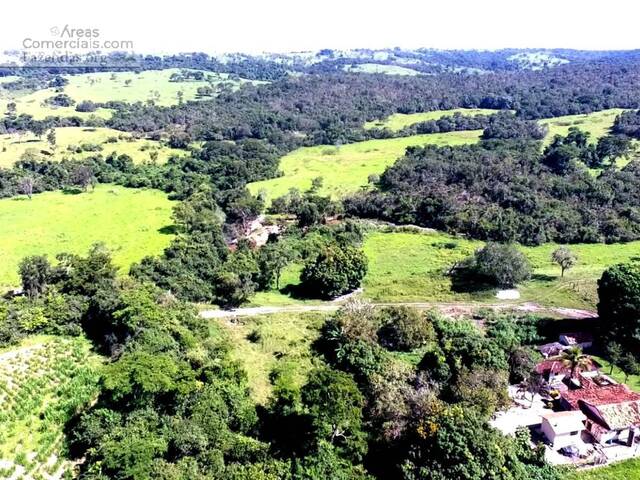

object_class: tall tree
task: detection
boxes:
[18,255,51,298]
[551,246,577,277]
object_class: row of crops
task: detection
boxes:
[0,337,101,480]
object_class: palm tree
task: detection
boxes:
[561,347,592,379]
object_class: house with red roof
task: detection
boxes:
[560,375,640,446]
[534,357,600,386]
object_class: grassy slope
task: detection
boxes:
[212,312,324,403]
[250,109,627,203]
[0,126,187,168]
[0,184,174,288]
[0,69,263,120]
[540,109,625,145]
[0,335,101,479]
[590,356,640,392]
[251,230,640,309]
[248,130,482,201]
[344,63,421,76]
[365,230,640,308]
[565,459,640,480]
[364,108,499,131]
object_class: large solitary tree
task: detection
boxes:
[300,244,368,299]
[551,246,577,277]
[468,243,531,288]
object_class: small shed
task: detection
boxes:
[541,411,586,449]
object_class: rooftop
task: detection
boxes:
[559,332,593,346]
[562,378,640,409]
[596,400,640,430]
[535,357,600,378]
[541,410,586,433]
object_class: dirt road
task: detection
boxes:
[200,301,597,319]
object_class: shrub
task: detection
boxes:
[376,306,436,351]
[300,244,368,299]
[466,243,531,288]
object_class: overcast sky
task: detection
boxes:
[1,0,639,54]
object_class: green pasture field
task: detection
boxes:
[0,126,187,168]
[539,108,625,145]
[589,356,640,392]
[0,184,174,289]
[249,229,640,309]
[344,63,421,76]
[248,130,482,201]
[364,108,499,131]
[365,230,640,308]
[0,68,262,120]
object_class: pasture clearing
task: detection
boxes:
[248,130,482,201]
[0,335,101,480]
[589,356,640,393]
[0,184,174,289]
[365,230,640,308]
[363,108,499,131]
[212,312,324,403]
[249,229,640,309]
[539,108,625,145]
[0,69,262,120]
[0,126,187,168]
[343,63,421,76]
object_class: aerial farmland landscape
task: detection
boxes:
[1,1,640,479]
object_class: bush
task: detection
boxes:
[467,243,531,288]
[376,306,436,351]
[300,244,368,299]
[76,100,98,113]
[45,94,75,107]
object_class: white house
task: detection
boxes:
[541,411,586,449]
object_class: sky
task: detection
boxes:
[1,0,639,54]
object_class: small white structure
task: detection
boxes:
[496,289,520,300]
[541,411,586,449]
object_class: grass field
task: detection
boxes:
[0,126,187,168]
[590,356,640,392]
[0,335,101,479]
[364,108,499,131]
[213,312,324,403]
[250,228,640,309]
[539,109,625,145]
[344,63,421,76]
[0,69,263,120]
[565,459,640,480]
[364,230,640,308]
[248,130,482,201]
[0,184,174,288]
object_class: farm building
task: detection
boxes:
[541,411,587,449]
[534,357,601,385]
[560,375,640,446]
[538,332,593,358]
[559,332,593,350]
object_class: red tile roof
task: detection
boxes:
[534,358,599,378]
[561,378,640,411]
